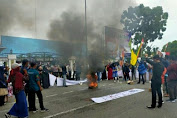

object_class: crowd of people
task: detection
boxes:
[0,59,83,118]
[0,53,177,117]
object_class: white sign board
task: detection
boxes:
[8,55,16,60]
[91,89,144,103]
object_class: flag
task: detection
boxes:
[164,43,168,52]
[125,32,132,42]
[136,38,144,58]
[130,50,137,66]
[165,52,170,55]
[128,38,132,50]
[121,49,125,59]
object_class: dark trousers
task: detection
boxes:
[132,72,136,80]
[68,71,71,80]
[28,90,44,110]
[0,95,5,106]
[124,72,130,81]
[73,71,76,80]
[151,82,162,107]
[76,73,81,81]
[138,74,145,84]
[165,76,168,94]
[59,72,62,78]
[168,81,177,100]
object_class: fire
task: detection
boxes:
[87,72,98,89]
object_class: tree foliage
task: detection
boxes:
[162,40,177,57]
[120,4,168,48]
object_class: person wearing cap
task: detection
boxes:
[5,63,28,118]
[28,62,49,113]
[145,55,165,109]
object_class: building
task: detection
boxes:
[0,35,86,63]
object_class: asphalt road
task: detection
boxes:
[0,80,177,118]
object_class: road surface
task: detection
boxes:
[0,80,176,118]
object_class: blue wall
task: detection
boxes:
[1,36,86,56]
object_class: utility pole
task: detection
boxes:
[85,0,87,57]
[35,0,37,38]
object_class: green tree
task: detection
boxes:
[162,40,177,57]
[120,4,168,49]
[145,46,152,56]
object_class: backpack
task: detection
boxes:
[10,74,21,95]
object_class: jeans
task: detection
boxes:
[164,75,168,94]
[131,72,136,80]
[63,75,67,86]
[138,74,144,84]
[151,81,162,107]
[97,72,101,82]
[167,81,177,100]
[28,90,44,110]
[124,72,130,81]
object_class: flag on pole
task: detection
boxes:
[136,38,144,58]
[128,38,132,50]
[121,49,125,59]
[164,43,168,52]
[130,50,137,66]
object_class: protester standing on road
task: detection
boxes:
[107,64,113,80]
[28,62,49,113]
[58,65,62,78]
[62,64,68,87]
[146,55,164,109]
[5,63,28,118]
[102,66,107,80]
[112,64,118,82]
[38,66,50,89]
[20,59,29,96]
[0,66,8,106]
[166,56,177,102]
[123,63,130,81]
[131,65,136,80]
[137,58,147,84]
[162,55,170,97]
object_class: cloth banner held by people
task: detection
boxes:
[91,89,144,103]
[49,74,56,86]
[57,77,87,86]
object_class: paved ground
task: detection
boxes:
[0,79,177,118]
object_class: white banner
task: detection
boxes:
[49,74,57,86]
[91,89,144,103]
[56,77,87,86]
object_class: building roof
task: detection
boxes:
[0,47,6,52]
[1,36,86,57]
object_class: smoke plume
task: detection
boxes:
[47,0,136,71]
[0,0,34,36]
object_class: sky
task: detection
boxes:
[0,0,176,50]
[136,0,177,50]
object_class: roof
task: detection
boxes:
[1,36,86,56]
[0,47,6,52]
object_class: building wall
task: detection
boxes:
[1,35,86,57]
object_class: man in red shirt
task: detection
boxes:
[166,56,177,102]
